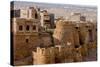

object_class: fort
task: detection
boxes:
[32,19,96,64]
[11,5,97,65]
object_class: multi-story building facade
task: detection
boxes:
[40,10,55,29]
[11,7,40,19]
[11,6,41,65]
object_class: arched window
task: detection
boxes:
[78,31,84,45]
[88,30,93,42]
[33,25,36,30]
[75,27,79,29]
[26,39,29,43]
[96,28,97,31]
[35,12,38,19]
[19,25,23,31]
[26,25,30,31]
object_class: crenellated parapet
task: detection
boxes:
[32,47,55,64]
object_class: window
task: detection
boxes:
[96,28,97,31]
[80,16,86,21]
[19,25,23,31]
[75,45,79,48]
[26,25,30,31]
[86,25,89,28]
[88,30,93,42]
[78,31,84,45]
[44,20,50,22]
[75,27,79,29]
[26,39,29,43]
[35,12,38,19]
[54,25,56,28]
[33,25,36,30]
[12,10,20,18]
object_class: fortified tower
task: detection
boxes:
[32,47,55,64]
[53,20,82,62]
[53,20,75,47]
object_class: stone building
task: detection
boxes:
[53,19,96,56]
[67,12,86,22]
[40,10,55,29]
[11,3,97,65]
[11,7,40,19]
[32,19,96,65]
[32,47,55,64]
[38,32,53,47]
[32,44,82,64]
[11,7,41,65]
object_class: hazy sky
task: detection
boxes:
[12,0,97,21]
[14,0,97,6]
